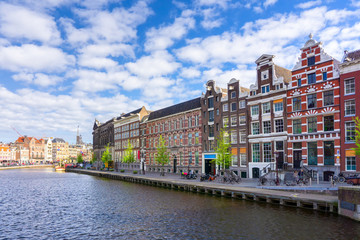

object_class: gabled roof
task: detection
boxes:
[116,107,142,120]
[52,138,65,143]
[274,65,291,83]
[343,49,360,62]
[255,54,274,64]
[148,98,201,121]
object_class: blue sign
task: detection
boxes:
[204,154,216,159]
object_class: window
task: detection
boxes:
[209,125,214,137]
[308,142,318,165]
[232,155,238,166]
[239,100,246,108]
[239,115,246,125]
[323,91,334,106]
[188,117,192,128]
[262,102,270,114]
[239,131,246,143]
[308,73,316,84]
[297,79,302,87]
[231,91,236,99]
[345,79,355,95]
[208,97,214,108]
[307,56,315,66]
[195,151,199,166]
[216,123,219,131]
[195,132,199,145]
[252,144,260,162]
[274,102,283,112]
[231,116,237,127]
[322,72,327,81]
[293,119,302,134]
[251,105,259,116]
[240,153,247,166]
[223,117,228,127]
[263,143,272,162]
[324,116,334,131]
[252,122,260,135]
[293,142,302,149]
[307,94,317,109]
[263,121,271,134]
[261,70,269,80]
[293,97,301,111]
[261,85,270,93]
[307,117,317,133]
[345,100,356,116]
[251,91,256,96]
[224,132,229,144]
[209,110,214,122]
[345,122,355,142]
[189,151,192,164]
[276,141,284,151]
[231,131,237,144]
[223,104,228,111]
[216,108,219,116]
[275,119,284,133]
[346,157,356,171]
[231,102,237,112]
[188,133,192,145]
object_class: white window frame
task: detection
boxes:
[223,104,228,112]
[345,78,355,95]
[223,117,229,127]
[231,130,237,144]
[252,122,260,135]
[275,119,284,133]
[261,70,269,80]
[263,142,272,162]
[231,102,237,112]
[263,121,271,134]
[346,156,356,171]
[231,155,238,166]
[261,84,270,94]
[239,100,246,109]
[239,130,246,143]
[231,116,237,127]
[274,102,283,112]
[239,115,246,125]
[345,121,355,143]
[345,99,356,116]
[251,105,259,116]
[262,102,271,115]
[240,153,247,166]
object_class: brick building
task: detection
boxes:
[14,136,45,164]
[339,49,360,172]
[92,118,115,165]
[247,54,291,178]
[146,98,202,174]
[114,107,150,171]
[201,80,227,174]
[221,79,249,178]
[287,35,341,181]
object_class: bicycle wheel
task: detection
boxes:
[338,177,346,183]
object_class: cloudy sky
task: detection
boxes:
[1,0,359,144]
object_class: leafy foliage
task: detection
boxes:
[352,116,360,156]
[101,144,112,164]
[213,126,231,170]
[77,154,83,164]
[122,140,136,164]
[156,135,170,176]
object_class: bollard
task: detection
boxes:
[309,178,312,186]
[317,173,319,185]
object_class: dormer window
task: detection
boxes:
[261,70,269,80]
[307,56,315,66]
[261,85,270,93]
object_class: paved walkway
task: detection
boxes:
[71,169,339,203]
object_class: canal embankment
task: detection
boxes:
[0,165,53,170]
[67,168,339,214]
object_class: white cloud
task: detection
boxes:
[0,3,61,45]
[296,0,322,9]
[12,73,63,87]
[0,44,75,72]
[62,1,153,45]
[145,10,195,52]
[264,0,278,8]
[126,51,180,78]
[351,0,360,7]
[195,0,230,9]
[180,67,201,78]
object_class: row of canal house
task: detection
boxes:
[93,35,360,180]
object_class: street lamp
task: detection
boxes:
[274,151,280,185]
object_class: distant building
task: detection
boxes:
[14,136,45,164]
[339,49,360,172]
[52,138,69,163]
[92,118,115,164]
[114,106,150,170]
[0,145,11,164]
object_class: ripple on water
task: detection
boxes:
[1,168,360,240]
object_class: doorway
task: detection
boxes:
[205,159,215,175]
[276,152,284,169]
[252,167,260,178]
[173,156,177,173]
[293,150,302,169]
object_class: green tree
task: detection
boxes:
[90,152,97,165]
[101,144,112,170]
[77,154,83,164]
[156,135,170,176]
[213,127,231,171]
[352,116,360,156]
[122,140,136,168]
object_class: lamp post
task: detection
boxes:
[274,151,279,185]
[140,149,145,175]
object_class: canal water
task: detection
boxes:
[0,168,359,240]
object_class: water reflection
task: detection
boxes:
[0,168,359,239]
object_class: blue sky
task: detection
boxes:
[1,0,360,144]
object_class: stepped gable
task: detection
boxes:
[148,98,201,121]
